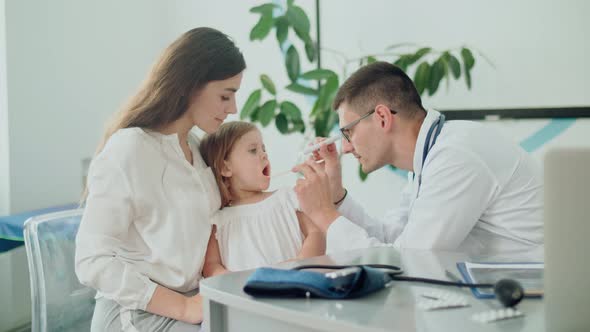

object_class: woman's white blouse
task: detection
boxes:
[211,188,303,271]
[75,128,221,310]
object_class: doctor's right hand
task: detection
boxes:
[311,138,346,204]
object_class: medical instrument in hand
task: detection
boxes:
[301,132,342,155]
[270,159,325,179]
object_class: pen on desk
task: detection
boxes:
[445,270,463,284]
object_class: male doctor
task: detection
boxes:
[293,62,543,255]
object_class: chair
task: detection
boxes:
[24,209,95,332]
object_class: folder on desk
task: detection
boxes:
[456,262,544,299]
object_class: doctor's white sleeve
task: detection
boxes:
[326,184,412,254]
[394,147,497,250]
[75,155,157,310]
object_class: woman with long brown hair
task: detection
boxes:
[75,27,245,331]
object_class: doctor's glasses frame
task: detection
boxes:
[339,107,397,142]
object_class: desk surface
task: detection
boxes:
[201,247,544,332]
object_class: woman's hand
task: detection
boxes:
[182,294,204,324]
[146,285,203,324]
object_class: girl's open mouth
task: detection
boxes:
[262,165,270,177]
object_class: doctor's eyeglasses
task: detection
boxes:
[339,107,397,142]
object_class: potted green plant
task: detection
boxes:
[243,0,484,179]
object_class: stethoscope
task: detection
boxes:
[293,263,525,308]
[414,113,445,195]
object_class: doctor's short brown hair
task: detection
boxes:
[333,61,424,119]
[199,121,258,208]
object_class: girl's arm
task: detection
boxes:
[202,226,229,278]
[296,211,326,259]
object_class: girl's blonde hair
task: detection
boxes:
[82,27,245,202]
[199,122,258,208]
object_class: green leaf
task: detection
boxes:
[367,56,377,64]
[461,48,475,89]
[411,47,431,64]
[461,48,475,70]
[285,82,318,95]
[250,3,278,15]
[275,16,289,46]
[447,53,461,79]
[240,89,261,120]
[315,76,339,113]
[291,119,305,133]
[311,76,338,118]
[394,48,431,72]
[394,55,411,72]
[359,164,368,181]
[300,69,337,80]
[249,106,260,121]
[258,100,277,127]
[464,70,472,89]
[413,62,430,95]
[386,42,416,50]
[286,6,310,36]
[313,111,328,137]
[326,110,339,134]
[275,113,289,134]
[250,13,274,41]
[260,74,276,95]
[428,57,446,96]
[285,45,301,82]
[280,101,302,121]
[304,39,316,62]
[440,52,451,89]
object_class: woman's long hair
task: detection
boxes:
[97,27,245,154]
[82,27,245,202]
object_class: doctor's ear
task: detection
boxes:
[374,104,395,131]
[220,160,233,177]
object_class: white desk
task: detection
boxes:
[201,247,544,332]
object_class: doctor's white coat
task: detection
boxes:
[327,110,544,256]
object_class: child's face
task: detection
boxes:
[224,129,271,192]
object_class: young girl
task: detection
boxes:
[199,121,325,275]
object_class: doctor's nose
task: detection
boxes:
[341,137,355,154]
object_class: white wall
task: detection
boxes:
[0,1,9,216]
[4,0,171,213]
[166,0,590,216]
[3,0,590,216]
[317,0,590,215]
[320,0,590,109]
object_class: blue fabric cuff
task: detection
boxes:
[243,266,390,299]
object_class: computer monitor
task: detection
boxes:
[544,148,590,331]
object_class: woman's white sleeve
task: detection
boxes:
[75,155,157,310]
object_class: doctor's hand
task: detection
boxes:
[310,137,346,203]
[293,159,341,233]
